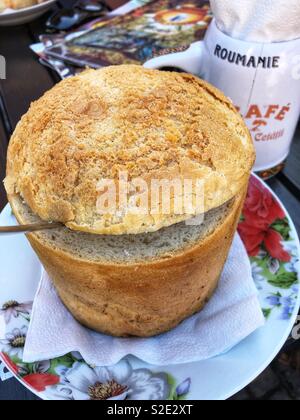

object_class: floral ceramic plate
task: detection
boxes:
[0,175,299,400]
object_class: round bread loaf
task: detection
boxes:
[5,65,254,336]
[5,65,255,235]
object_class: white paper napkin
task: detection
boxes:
[210,0,300,42]
[23,235,264,367]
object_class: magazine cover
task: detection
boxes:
[45,0,212,67]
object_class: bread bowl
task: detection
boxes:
[4,65,255,337]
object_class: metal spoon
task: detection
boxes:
[0,222,63,235]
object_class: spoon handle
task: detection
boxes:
[0,222,63,234]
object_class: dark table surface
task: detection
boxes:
[0,0,300,400]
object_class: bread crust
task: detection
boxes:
[3,0,37,9]
[5,65,255,235]
[10,185,247,337]
[0,0,7,11]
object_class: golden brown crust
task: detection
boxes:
[5,65,255,235]
[10,186,247,337]
[5,0,37,9]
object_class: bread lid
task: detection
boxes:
[4,65,255,235]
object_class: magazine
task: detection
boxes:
[45,0,211,68]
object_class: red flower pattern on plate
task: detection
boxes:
[238,177,291,262]
[23,373,60,392]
